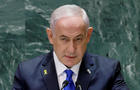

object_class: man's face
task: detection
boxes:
[47,16,93,67]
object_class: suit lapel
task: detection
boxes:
[40,51,59,90]
[76,52,96,90]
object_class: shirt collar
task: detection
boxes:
[53,51,81,76]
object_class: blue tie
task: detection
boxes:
[64,70,75,90]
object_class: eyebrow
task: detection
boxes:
[59,35,68,38]
[75,34,84,38]
[59,34,84,38]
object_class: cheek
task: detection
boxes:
[81,40,88,48]
[80,42,87,54]
[54,41,66,52]
[77,43,87,55]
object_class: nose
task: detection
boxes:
[67,41,76,54]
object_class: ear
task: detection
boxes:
[86,27,93,43]
[46,28,54,44]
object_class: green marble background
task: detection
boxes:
[0,0,140,90]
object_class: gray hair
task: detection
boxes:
[49,4,89,32]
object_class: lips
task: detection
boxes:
[65,55,76,59]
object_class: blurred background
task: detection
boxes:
[0,0,140,90]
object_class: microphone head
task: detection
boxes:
[62,80,69,88]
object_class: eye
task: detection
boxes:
[61,38,66,40]
[75,37,83,42]
[76,37,82,41]
[60,37,69,41]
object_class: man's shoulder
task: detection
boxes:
[16,53,52,78]
[19,52,52,71]
[21,54,47,66]
[86,53,120,69]
[87,53,118,62]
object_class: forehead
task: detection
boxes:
[55,16,86,28]
[54,16,87,36]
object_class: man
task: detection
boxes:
[12,4,129,90]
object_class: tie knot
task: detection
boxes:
[65,70,73,81]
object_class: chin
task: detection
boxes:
[65,63,75,68]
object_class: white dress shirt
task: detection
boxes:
[53,51,81,89]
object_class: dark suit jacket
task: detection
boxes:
[12,51,129,90]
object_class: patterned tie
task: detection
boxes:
[64,70,75,90]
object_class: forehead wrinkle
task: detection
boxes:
[55,27,86,39]
[55,16,86,30]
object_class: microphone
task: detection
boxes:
[76,82,82,90]
[61,80,69,90]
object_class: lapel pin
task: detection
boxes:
[44,69,48,75]
[87,69,91,74]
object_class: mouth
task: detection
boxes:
[65,55,76,59]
